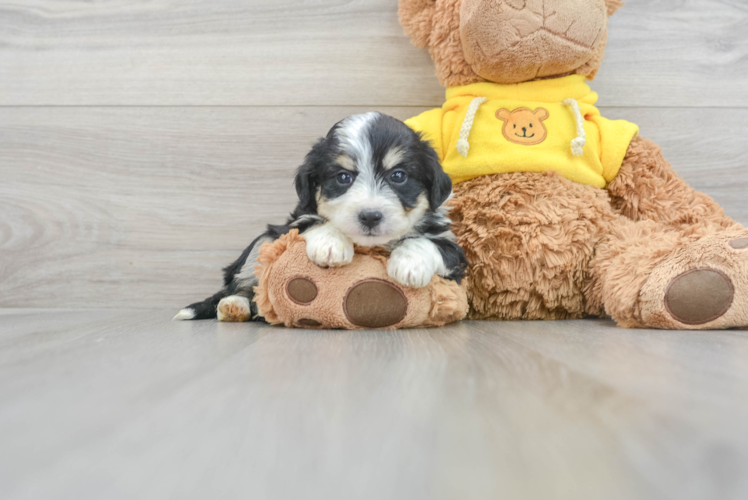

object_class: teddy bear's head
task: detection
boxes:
[399,0,624,87]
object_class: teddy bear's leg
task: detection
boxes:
[589,218,748,329]
[637,229,748,329]
[607,136,738,231]
[593,136,748,329]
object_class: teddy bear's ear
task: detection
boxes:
[534,108,549,121]
[496,109,511,121]
[399,0,436,49]
[605,0,624,16]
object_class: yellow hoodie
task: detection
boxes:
[405,75,639,188]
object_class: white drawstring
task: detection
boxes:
[456,97,487,158]
[563,98,586,157]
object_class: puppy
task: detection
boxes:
[175,112,467,322]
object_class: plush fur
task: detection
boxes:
[459,0,609,84]
[450,170,615,320]
[399,0,621,87]
[400,0,748,329]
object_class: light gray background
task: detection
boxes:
[1,1,748,499]
[1,0,747,308]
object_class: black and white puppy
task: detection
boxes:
[175,112,467,322]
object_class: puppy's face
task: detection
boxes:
[295,113,452,246]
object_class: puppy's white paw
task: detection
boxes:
[387,250,435,289]
[387,253,435,288]
[304,223,354,268]
[217,295,251,322]
[387,238,445,288]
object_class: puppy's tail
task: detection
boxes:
[173,290,227,321]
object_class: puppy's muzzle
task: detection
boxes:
[358,210,383,229]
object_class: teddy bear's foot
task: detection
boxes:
[253,231,468,329]
[217,295,251,322]
[284,276,409,328]
[639,231,748,329]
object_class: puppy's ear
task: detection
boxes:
[294,139,324,214]
[419,139,452,210]
[430,168,453,211]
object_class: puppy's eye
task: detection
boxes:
[336,172,354,185]
[529,123,533,128]
[390,170,407,184]
[513,124,516,129]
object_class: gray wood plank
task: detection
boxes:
[0,0,746,107]
[2,106,747,309]
[1,310,747,500]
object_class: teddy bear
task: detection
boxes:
[396,0,748,329]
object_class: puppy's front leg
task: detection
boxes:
[387,237,447,288]
[303,222,355,268]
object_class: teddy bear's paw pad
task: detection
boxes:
[664,268,734,326]
[344,279,408,328]
[286,277,318,305]
[217,295,251,322]
[729,237,748,250]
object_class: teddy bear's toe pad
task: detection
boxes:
[287,277,317,304]
[344,279,408,328]
[664,268,734,325]
[730,237,748,250]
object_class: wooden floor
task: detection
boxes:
[3,0,748,497]
[1,309,747,500]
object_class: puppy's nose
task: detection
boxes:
[358,210,383,229]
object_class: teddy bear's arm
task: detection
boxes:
[605,136,736,231]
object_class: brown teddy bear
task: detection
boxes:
[398,0,748,329]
